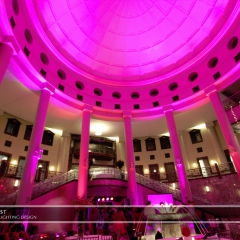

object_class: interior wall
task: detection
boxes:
[0,112,62,170]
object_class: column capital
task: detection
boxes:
[162,105,173,113]
[204,85,217,96]
[123,111,132,118]
[82,104,93,112]
[205,121,214,128]
[2,35,20,55]
[41,82,55,95]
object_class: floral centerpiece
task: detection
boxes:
[70,196,94,238]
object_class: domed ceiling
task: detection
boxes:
[34,0,231,83]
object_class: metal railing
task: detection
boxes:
[89,167,122,179]
[0,162,236,205]
[143,162,235,182]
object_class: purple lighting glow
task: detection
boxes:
[34,0,230,82]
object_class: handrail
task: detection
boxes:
[0,162,236,205]
[135,173,211,205]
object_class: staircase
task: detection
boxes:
[0,168,211,205]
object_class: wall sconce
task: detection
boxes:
[12,160,18,165]
[211,160,217,165]
[160,167,165,172]
[14,180,19,187]
[172,183,176,189]
[34,148,43,160]
[49,166,55,171]
[144,169,149,174]
[206,186,210,192]
[193,163,197,168]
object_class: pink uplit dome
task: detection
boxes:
[34,0,231,83]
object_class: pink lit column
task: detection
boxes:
[16,87,52,204]
[207,89,240,177]
[0,43,13,84]
[77,106,92,199]
[123,112,138,205]
[164,109,192,204]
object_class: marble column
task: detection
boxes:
[77,106,92,199]
[57,131,70,172]
[164,108,193,204]
[205,122,226,163]
[206,89,240,178]
[178,130,190,169]
[123,111,138,205]
[0,43,13,84]
[16,88,52,204]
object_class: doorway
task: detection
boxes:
[224,149,236,173]
[0,151,11,176]
[148,164,160,181]
[35,160,49,181]
[135,165,144,175]
[197,157,211,177]
[16,157,26,178]
[164,162,177,182]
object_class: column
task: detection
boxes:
[205,122,226,163]
[0,43,13,84]
[164,108,193,204]
[123,112,138,205]
[16,88,52,204]
[118,137,126,164]
[77,106,92,199]
[206,89,240,177]
[178,131,190,169]
[57,131,70,172]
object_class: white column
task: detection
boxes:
[77,106,92,199]
[164,108,193,204]
[205,122,226,164]
[178,130,190,169]
[205,88,240,178]
[16,87,53,204]
[123,111,138,205]
[57,131,70,172]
